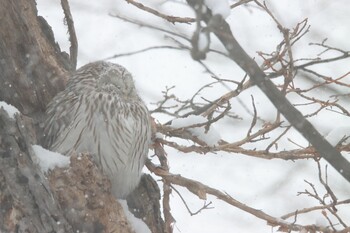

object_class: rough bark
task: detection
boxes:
[0,0,160,232]
[0,110,135,233]
[127,174,165,233]
[0,0,69,119]
[49,154,135,233]
[0,110,74,232]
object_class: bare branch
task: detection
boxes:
[146,159,333,232]
[230,0,254,9]
[186,0,350,183]
[61,0,78,70]
[105,46,185,60]
[281,199,350,220]
[171,184,213,216]
[153,137,175,233]
[246,95,258,137]
[125,0,195,24]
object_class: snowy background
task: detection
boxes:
[34,0,350,232]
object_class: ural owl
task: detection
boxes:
[43,61,151,198]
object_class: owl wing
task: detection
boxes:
[42,90,81,150]
[99,101,151,171]
[99,102,151,198]
[128,107,151,171]
[124,102,151,171]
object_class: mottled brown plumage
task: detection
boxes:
[43,61,151,198]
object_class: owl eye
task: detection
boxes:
[108,83,121,91]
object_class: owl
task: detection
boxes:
[43,61,151,198]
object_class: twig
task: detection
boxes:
[281,199,350,220]
[265,125,292,152]
[60,0,78,70]
[230,0,254,9]
[186,0,350,183]
[296,48,350,69]
[125,0,195,24]
[170,184,213,216]
[111,14,191,41]
[246,95,257,137]
[316,162,348,228]
[104,46,185,60]
[152,137,175,233]
[146,159,333,232]
[157,137,316,160]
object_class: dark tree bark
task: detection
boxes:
[0,0,69,118]
[0,0,160,232]
[0,110,73,232]
[127,174,165,233]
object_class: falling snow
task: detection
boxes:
[35,0,350,232]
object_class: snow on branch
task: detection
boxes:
[119,1,350,231]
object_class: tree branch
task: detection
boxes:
[125,0,195,24]
[61,0,78,70]
[186,0,350,183]
[146,159,333,232]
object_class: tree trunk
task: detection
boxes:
[0,1,140,232]
[0,0,69,118]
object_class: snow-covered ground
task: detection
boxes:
[36,1,350,232]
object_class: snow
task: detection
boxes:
[119,200,152,233]
[35,0,350,232]
[0,101,20,119]
[171,115,221,146]
[204,0,230,19]
[198,31,209,52]
[325,126,350,146]
[155,132,164,139]
[32,145,70,172]
[315,216,327,227]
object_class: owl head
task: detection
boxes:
[71,61,138,99]
[96,61,137,98]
